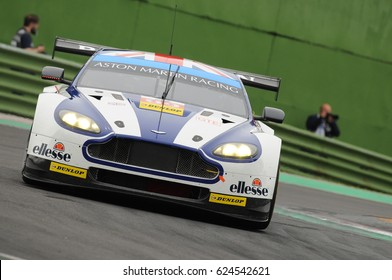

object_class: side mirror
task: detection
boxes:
[41,66,71,85]
[254,107,285,123]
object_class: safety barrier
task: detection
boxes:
[0,43,81,118]
[269,123,392,194]
[1,43,391,194]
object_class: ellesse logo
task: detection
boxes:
[229,180,268,197]
[53,142,65,151]
[32,142,71,162]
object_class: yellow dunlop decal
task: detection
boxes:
[139,96,184,116]
[209,193,247,207]
[49,162,87,179]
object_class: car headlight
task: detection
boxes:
[213,143,258,159]
[59,110,100,133]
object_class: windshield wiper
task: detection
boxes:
[161,65,180,100]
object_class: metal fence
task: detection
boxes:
[269,123,392,194]
[0,44,80,117]
[1,43,391,194]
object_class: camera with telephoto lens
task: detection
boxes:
[327,113,339,121]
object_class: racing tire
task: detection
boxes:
[249,169,280,230]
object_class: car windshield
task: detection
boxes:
[77,58,249,118]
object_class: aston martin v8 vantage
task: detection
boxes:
[22,38,285,229]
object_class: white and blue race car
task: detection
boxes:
[22,38,285,229]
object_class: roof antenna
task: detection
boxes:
[168,4,178,55]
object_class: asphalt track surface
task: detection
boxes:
[1,124,392,259]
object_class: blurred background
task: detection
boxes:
[1,0,391,156]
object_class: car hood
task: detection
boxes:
[78,87,248,149]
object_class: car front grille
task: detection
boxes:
[89,168,210,200]
[87,138,219,179]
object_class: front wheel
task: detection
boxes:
[249,170,280,230]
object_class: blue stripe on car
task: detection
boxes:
[54,87,114,137]
[128,96,203,145]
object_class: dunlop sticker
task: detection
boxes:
[139,96,184,116]
[49,162,87,179]
[209,193,247,207]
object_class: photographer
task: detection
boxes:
[306,103,340,138]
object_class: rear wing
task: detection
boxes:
[52,37,112,58]
[52,37,281,100]
[219,67,281,101]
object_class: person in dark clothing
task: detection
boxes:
[11,14,45,53]
[306,103,340,138]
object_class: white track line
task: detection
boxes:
[0,252,23,260]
